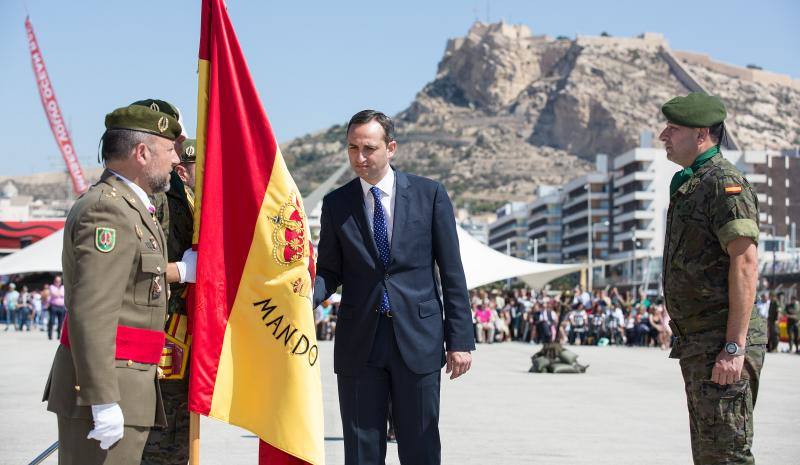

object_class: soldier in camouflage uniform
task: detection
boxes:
[142,139,197,465]
[660,92,766,465]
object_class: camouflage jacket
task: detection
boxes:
[662,153,764,340]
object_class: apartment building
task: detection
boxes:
[487,201,529,258]
[526,185,562,263]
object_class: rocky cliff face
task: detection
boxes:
[16,22,799,211]
[281,22,799,212]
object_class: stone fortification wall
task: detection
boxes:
[673,50,800,90]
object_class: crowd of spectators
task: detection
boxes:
[6,276,796,355]
[1,275,66,340]
[309,285,676,349]
[470,286,673,349]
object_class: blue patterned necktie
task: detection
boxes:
[370,186,391,314]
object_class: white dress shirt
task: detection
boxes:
[360,169,396,244]
[108,169,155,213]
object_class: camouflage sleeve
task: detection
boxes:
[709,173,759,251]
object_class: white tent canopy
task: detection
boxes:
[456,225,584,289]
[0,228,63,275]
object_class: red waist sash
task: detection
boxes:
[60,315,165,364]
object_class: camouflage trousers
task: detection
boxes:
[673,333,765,465]
[141,380,190,465]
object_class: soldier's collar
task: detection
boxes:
[107,169,154,212]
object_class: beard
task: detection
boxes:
[144,165,171,193]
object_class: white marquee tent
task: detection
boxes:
[456,225,584,289]
[0,228,64,275]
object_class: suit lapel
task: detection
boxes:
[347,179,381,264]
[389,170,409,263]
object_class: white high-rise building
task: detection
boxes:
[526,185,562,263]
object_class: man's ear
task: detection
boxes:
[387,140,397,158]
[697,127,710,144]
[132,142,149,167]
[174,164,188,183]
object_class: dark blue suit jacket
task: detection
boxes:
[313,169,475,375]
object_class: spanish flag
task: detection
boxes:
[190,1,323,464]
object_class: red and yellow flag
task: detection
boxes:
[190,1,323,464]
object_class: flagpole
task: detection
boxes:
[189,412,200,465]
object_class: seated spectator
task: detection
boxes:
[568,304,589,345]
[604,305,626,345]
[495,305,511,342]
[474,303,496,344]
[536,302,558,344]
[625,308,637,346]
[315,299,335,341]
[635,305,651,347]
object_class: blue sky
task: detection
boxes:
[1,0,798,177]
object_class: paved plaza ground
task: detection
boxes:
[2,330,798,465]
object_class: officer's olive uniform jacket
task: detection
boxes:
[43,170,168,427]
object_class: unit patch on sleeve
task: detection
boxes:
[95,227,116,252]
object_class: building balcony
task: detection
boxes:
[613,148,658,169]
[613,210,656,224]
[615,229,656,242]
[563,192,608,210]
[614,171,656,188]
[527,224,561,237]
[747,173,767,184]
[614,191,657,205]
[563,223,610,240]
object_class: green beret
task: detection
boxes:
[130,99,180,119]
[105,100,182,141]
[661,92,727,128]
[180,138,197,163]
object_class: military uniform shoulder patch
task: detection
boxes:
[95,227,116,252]
[723,184,743,195]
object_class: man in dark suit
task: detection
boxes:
[314,110,474,465]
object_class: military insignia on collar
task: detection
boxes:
[157,116,169,133]
[150,102,160,112]
[724,184,743,195]
[95,227,116,253]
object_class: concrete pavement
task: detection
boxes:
[2,330,798,464]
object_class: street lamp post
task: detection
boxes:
[586,185,593,291]
[630,231,637,300]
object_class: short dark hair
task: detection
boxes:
[346,110,394,145]
[100,129,154,162]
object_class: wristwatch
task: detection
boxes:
[724,341,745,356]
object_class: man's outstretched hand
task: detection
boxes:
[445,351,472,380]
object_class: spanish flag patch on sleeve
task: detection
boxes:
[724,184,743,195]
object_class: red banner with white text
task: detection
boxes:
[25,16,88,195]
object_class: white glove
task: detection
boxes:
[176,249,197,283]
[87,403,124,450]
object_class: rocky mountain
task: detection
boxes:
[283,22,800,212]
[8,22,799,213]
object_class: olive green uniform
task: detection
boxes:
[664,152,766,465]
[43,170,169,465]
[142,144,196,465]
